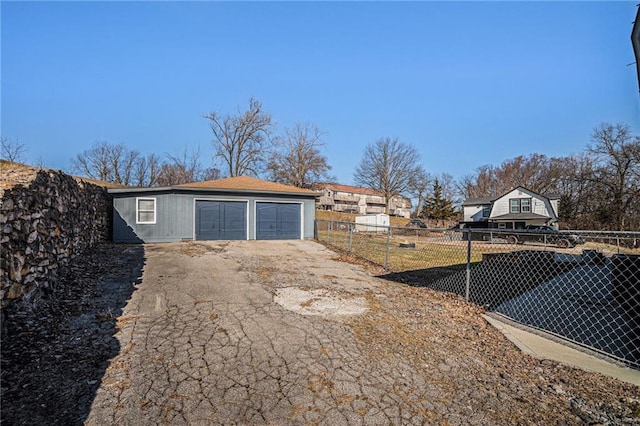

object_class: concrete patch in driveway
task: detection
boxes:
[274,287,368,317]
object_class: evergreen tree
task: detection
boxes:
[421,179,457,225]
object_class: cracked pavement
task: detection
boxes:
[85,240,640,425]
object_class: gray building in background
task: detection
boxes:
[109,176,319,243]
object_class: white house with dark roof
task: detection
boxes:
[462,186,560,230]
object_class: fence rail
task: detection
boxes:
[315,219,640,369]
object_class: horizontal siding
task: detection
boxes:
[490,188,554,219]
[112,190,316,243]
[464,206,483,222]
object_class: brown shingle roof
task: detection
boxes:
[175,176,318,195]
[312,183,410,200]
[312,182,383,196]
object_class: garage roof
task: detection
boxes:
[175,176,317,194]
[108,175,320,196]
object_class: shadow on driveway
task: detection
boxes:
[0,244,144,426]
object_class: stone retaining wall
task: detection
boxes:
[1,168,111,311]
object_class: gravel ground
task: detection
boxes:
[1,241,639,425]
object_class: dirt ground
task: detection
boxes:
[2,240,639,425]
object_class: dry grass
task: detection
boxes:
[307,372,334,394]
[320,229,513,271]
[315,210,410,227]
[300,297,321,308]
[0,159,126,190]
[0,160,40,190]
[320,226,639,273]
[582,241,640,255]
[116,315,140,329]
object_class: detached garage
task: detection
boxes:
[109,176,318,243]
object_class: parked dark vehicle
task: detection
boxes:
[505,225,585,248]
[405,219,427,229]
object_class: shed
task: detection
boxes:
[109,176,319,243]
[355,214,390,233]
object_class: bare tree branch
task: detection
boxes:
[1,137,27,163]
[205,98,273,177]
[266,122,332,187]
[156,146,220,186]
[407,168,431,217]
[354,137,422,214]
[71,141,159,187]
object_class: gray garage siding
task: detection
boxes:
[112,190,315,243]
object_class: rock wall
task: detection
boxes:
[0,169,112,310]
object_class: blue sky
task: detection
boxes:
[2,1,639,185]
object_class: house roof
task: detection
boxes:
[175,176,318,195]
[314,182,382,196]
[312,182,410,200]
[108,175,319,196]
[462,196,496,206]
[489,212,551,221]
[463,186,560,206]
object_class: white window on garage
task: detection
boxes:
[137,198,156,224]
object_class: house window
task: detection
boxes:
[510,198,532,214]
[510,199,520,214]
[137,198,156,224]
[482,206,491,217]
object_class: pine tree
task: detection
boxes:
[421,179,457,226]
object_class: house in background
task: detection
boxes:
[311,183,412,218]
[462,186,560,230]
[109,176,319,243]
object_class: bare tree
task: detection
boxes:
[71,140,160,187]
[266,122,332,187]
[156,146,219,186]
[354,137,422,214]
[110,145,140,186]
[72,140,114,182]
[455,123,640,230]
[456,154,568,200]
[133,153,161,187]
[1,137,27,163]
[437,172,458,205]
[586,122,640,230]
[205,98,273,177]
[407,168,431,217]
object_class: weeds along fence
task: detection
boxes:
[315,219,640,369]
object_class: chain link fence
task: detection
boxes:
[315,219,640,369]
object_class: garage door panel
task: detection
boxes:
[196,201,246,240]
[256,203,300,240]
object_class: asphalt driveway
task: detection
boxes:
[85,240,639,425]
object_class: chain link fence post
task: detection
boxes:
[385,226,390,270]
[327,220,331,245]
[348,224,353,252]
[465,229,472,302]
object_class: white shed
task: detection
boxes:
[355,214,389,232]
